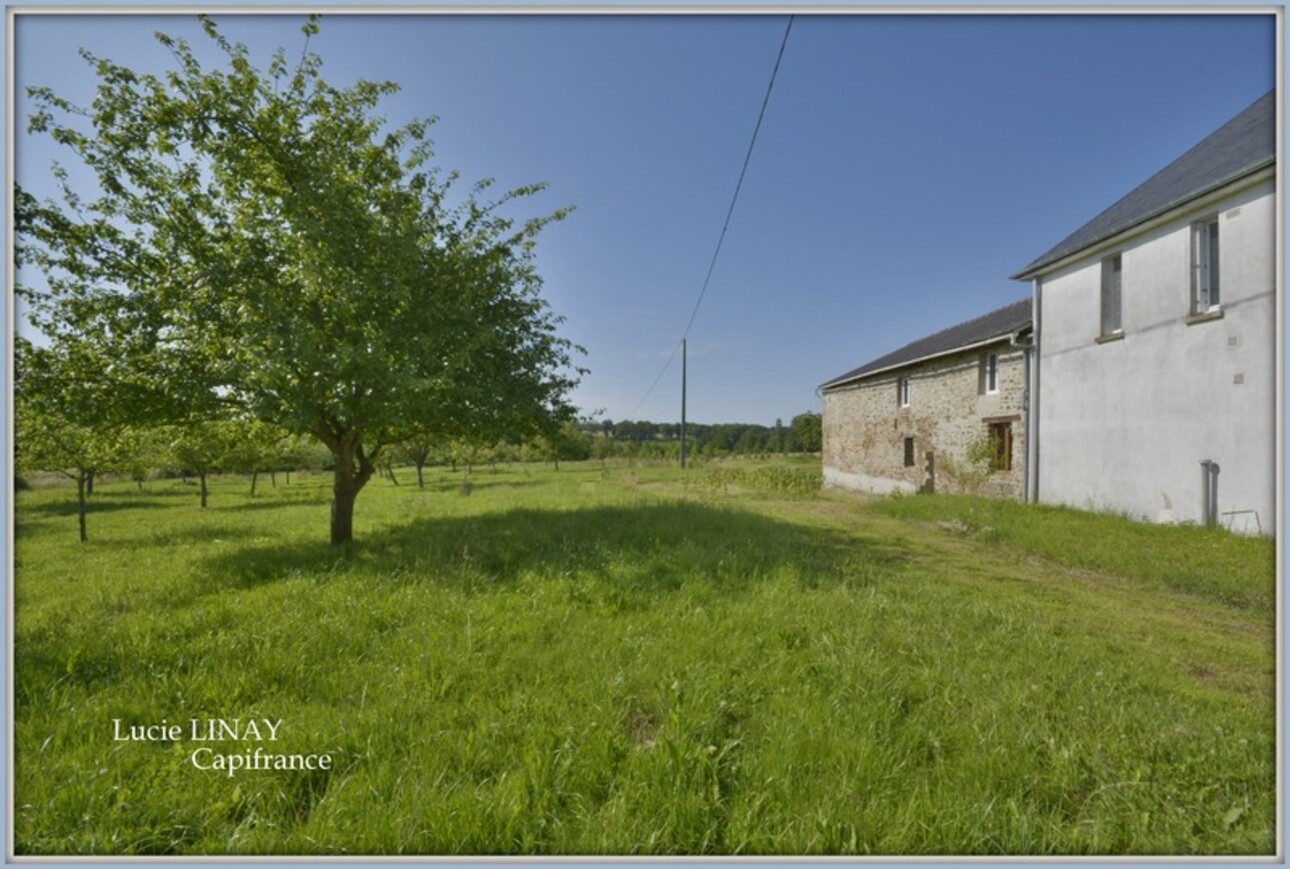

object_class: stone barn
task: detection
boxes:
[820,299,1033,498]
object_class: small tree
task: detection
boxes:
[15,410,111,542]
[395,434,444,489]
[13,337,133,541]
[270,434,319,486]
[592,433,615,467]
[19,16,582,545]
[538,419,591,470]
[222,420,289,496]
[789,412,823,453]
[115,425,167,490]
[166,421,245,508]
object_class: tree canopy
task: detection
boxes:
[17,16,583,543]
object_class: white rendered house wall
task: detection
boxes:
[1034,177,1275,532]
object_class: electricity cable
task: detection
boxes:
[627,15,794,419]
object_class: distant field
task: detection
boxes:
[11,458,1277,855]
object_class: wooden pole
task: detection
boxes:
[680,339,688,469]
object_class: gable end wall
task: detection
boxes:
[822,343,1027,499]
[1035,178,1275,532]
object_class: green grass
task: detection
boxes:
[12,461,1277,855]
[868,491,1276,610]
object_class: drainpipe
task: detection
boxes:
[1200,460,1220,526]
[1009,328,1034,503]
[1026,278,1042,504]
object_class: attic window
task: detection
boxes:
[982,353,999,394]
[1101,254,1123,337]
[1192,216,1220,313]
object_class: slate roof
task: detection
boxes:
[1013,90,1276,280]
[821,298,1032,391]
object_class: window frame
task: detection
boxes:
[1191,215,1221,314]
[1100,253,1123,338]
[897,376,910,408]
[987,421,1013,472]
[983,352,999,395]
[903,436,915,468]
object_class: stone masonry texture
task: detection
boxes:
[822,343,1027,499]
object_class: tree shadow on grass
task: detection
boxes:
[211,493,331,512]
[16,495,191,519]
[13,502,913,708]
[15,480,246,521]
[414,475,546,494]
[193,500,911,602]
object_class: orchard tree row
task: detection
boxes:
[12,360,592,542]
[13,384,322,541]
[15,16,583,545]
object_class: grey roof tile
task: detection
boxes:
[1013,90,1276,280]
[821,298,1032,390]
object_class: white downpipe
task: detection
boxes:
[1027,278,1042,504]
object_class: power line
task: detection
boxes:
[682,14,794,340]
[627,15,794,420]
[628,341,683,419]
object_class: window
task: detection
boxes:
[903,436,915,468]
[988,422,1012,472]
[1100,254,1122,336]
[897,376,910,408]
[1192,217,1220,312]
[981,353,999,394]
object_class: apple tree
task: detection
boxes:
[18,17,582,544]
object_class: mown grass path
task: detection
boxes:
[12,461,1276,855]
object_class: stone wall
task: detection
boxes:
[822,342,1027,499]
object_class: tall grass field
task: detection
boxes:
[11,458,1277,855]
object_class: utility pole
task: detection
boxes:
[680,338,687,469]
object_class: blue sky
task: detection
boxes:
[11,11,1278,425]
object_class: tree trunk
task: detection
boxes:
[415,461,425,489]
[86,469,95,497]
[330,440,375,545]
[387,465,399,486]
[332,483,357,544]
[77,474,88,542]
[199,471,208,508]
[250,470,259,496]
[270,470,277,488]
[285,470,291,485]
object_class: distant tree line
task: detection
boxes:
[581,412,822,458]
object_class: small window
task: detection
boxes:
[903,436,915,467]
[988,422,1012,472]
[1101,254,1123,336]
[897,376,910,408]
[1192,217,1220,312]
[982,353,999,394]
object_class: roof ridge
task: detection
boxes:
[1014,90,1276,279]
[821,297,1031,390]
[904,297,1030,347]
